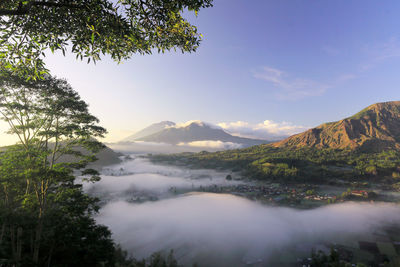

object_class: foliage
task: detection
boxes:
[150,146,400,185]
[113,249,180,267]
[306,189,315,196]
[0,0,213,78]
[0,71,106,170]
[0,73,118,265]
[310,248,367,267]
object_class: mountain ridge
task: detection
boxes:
[122,121,176,141]
[272,101,400,151]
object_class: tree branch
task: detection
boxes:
[0,1,83,16]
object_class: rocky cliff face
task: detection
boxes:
[273,101,400,151]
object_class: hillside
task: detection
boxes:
[136,121,267,147]
[56,144,123,169]
[273,101,400,152]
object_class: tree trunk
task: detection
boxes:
[30,229,34,256]
[33,219,43,263]
[16,227,23,265]
[47,243,54,267]
[0,222,5,245]
[10,225,17,263]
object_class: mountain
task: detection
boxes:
[90,145,123,167]
[134,121,267,147]
[273,101,400,151]
[122,121,176,141]
[1,142,123,169]
[57,143,123,169]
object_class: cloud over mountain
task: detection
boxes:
[177,140,243,150]
[173,120,222,130]
[218,120,309,140]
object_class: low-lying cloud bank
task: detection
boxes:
[177,140,243,150]
[83,157,240,199]
[218,120,309,140]
[109,141,231,153]
[97,193,400,266]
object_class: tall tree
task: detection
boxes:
[0,0,213,77]
[0,72,109,264]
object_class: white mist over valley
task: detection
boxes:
[83,155,400,266]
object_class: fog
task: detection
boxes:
[83,157,242,201]
[177,140,243,150]
[97,194,400,266]
[108,141,236,154]
[86,156,400,266]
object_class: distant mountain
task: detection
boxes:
[273,101,400,151]
[90,145,123,167]
[135,121,267,147]
[123,121,176,141]
[57,143,123,168]
[1,142,123,169]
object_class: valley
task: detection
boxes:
[87,154,400,266]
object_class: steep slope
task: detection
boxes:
[123,121,176,141]
[273,101,400,151]
[137,121,267,147]
[89,145,123,167]
[57,143,123,168]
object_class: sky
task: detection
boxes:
[2,0,400,143]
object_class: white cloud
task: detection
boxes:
[133,141,173,147]
[253,66,330,100]
[172,120,221,130]
[177,140,243,150]
[218,120,309,140]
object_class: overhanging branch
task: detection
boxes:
[0,1,83,16]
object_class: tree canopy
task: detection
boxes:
[0,0,213,77]
[0,72,114,265]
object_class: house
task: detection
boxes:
[351,190,368,197]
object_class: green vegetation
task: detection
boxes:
[150,146,400,187]
[0,73,126,265]
[310,248,367,267]
[114,249,180,267]
[0,0,213,78]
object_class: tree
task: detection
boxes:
[0,0,213,78]
[0,72,109,264]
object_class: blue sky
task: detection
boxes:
[2,0,400,143]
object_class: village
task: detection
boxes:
[194,181,377,208]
